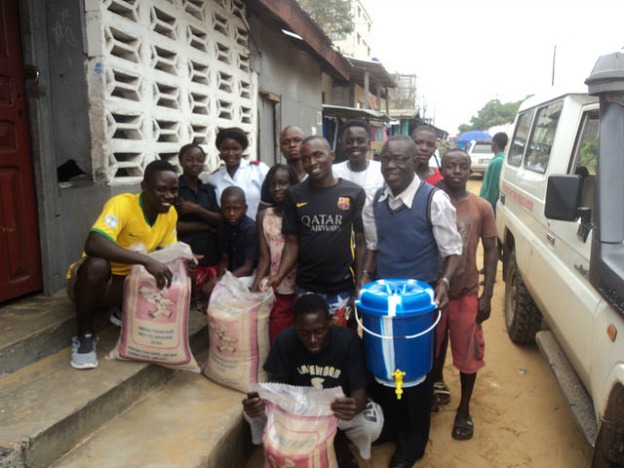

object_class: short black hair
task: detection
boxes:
[441,147,470,164]
[143,159,177,182]
[216,127,249,150]
[221,185,246,204]
[492,132,509,149]
[301,135,328,148]
[178,143,206,160]
[293,294,329,319]
[266,163,298,186]
[410,125,436,139]
[342,120,371,137]
[382,135,417,155]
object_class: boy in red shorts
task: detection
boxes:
[438,149,498,441]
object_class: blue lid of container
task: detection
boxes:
[356,278,436,317]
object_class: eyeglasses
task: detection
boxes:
[379,154,412,164]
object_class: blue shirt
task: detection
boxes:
[177,176,220,266]
[218,216,259,271]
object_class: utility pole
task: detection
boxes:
[551,45,557,86]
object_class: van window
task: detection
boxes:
[508,109,535,166]
[524,100,563,173]
[572,110,599,213]
[471,142,492,154]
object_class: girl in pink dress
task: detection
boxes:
[252,164,299,343]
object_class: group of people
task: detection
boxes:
[66,118,508,468]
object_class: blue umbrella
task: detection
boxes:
[456,131,492,149]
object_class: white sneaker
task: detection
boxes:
[71,334,99,369]
[109,307,123,327]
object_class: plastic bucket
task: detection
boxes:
[355,279,439,388]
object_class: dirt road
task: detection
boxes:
[247,178,594,467]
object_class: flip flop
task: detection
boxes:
[452,414,474,441]
[433,381,451,405]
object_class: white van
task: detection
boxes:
[496,52,624,466]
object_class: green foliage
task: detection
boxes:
[579,139,598,173]
[297,0,354,35]
[459,97,529,132]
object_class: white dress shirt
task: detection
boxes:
[207,159,269,220]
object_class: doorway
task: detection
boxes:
[0,0,42,301]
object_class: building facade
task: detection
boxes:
[329,0,373,60]
[1,0,348,301]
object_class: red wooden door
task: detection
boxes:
[0,0,42,301]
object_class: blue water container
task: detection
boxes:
[356,279,439,388]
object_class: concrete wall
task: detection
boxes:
[44,1,109,287]
[249,13,322,157]
[18,0,329,296]
[321,72,334,104]
[46,1,92,178]
[83,0,257,184]
[18,0,257,295]
[330,82,352,107]
[17,0,97,293]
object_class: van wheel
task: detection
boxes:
[504,250,542,343]
[592,433,617,468]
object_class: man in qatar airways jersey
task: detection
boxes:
[263,136,366,327]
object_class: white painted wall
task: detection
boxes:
[84,0,257,184]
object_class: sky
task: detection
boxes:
[364,0,624,135]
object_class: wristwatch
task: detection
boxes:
[437,276,450,289]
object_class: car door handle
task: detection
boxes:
[546,232,555,245]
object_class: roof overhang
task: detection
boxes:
[389,108,420,119]
[322,104,390,123]
[245,0,351,81]
[348,57,397,90]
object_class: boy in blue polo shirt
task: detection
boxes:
[210,186,258,290]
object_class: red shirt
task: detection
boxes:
[425,168,443,187]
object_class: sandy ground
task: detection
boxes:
[246,178,593,467]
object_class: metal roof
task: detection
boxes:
[322,104,390,123]
[245,0,351,81]
[347,57,398,89]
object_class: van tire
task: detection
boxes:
[504,250,542,343]
[592,427,618,468]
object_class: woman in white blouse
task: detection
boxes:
[207,127,269,220]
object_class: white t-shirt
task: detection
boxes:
[332,160,385,204]
[206,159,269,220]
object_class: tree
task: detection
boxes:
[458,97,528,133]
[297,0,354,36]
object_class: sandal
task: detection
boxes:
[452,414,474,441]
[432,381,451,405]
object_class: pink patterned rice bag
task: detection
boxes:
[108,242,199,372]
[256,383,343,468]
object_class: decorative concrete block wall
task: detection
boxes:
[84,0,256,184]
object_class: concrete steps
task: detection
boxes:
[0,295,251,467]
[0,292,75,376]
[51,366,251,468]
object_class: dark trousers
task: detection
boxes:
[370,371,434,461]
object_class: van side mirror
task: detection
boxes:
[545,175,592,242]
[545,175,582,221]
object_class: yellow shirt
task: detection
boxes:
[76,193,177,276]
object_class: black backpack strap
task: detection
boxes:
[372,187,384,216]
[414,181,437,228]
[427,186,439,228]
